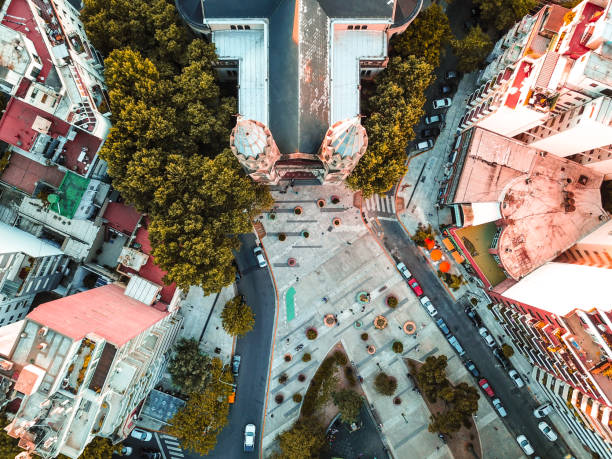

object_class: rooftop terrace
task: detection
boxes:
[0,152,64,194]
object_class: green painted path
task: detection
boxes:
[286,287,296,322]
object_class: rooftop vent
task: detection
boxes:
[578,175,588,185]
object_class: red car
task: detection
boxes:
[408,278,423,296]
[479,378,495,397]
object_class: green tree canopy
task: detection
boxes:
[220,296,256,337]
[391,4,452,66]
[275,418,326,459]
[167,338,210,393]
[474,0,536,32]
[451,26,493,73]
[0,415,21,458]
[80,437,118,459]
[374,373,398,396]
[332,390,363,424]
[416,355,449,402]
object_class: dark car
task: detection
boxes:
[464,306,483,327]
[445,70,459,80]
[493,347,511,369]
[464,359,480,378]
[141,447,161,459]
[420,127,440,139]
[439,84,454,95]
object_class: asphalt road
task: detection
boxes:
[376,218,573,459]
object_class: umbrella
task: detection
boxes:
[431,249,442,261]
[424,238,435,250]
[439,261,451,272]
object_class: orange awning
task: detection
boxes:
[451,251,464,264]
[442,238,454,251]
[439,261,451,272]
[431,249,442,261]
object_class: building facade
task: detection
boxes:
[0,284,182,458]
[176,0,421,184]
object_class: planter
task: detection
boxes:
[356,291,370,304]
[302,353,311,362]
[354,320,363,329]
[317,199,326,208]
[278,373,288,384]
[386,295,399,308]
[367,345,376,355]
[306,328,318,340]
[278,233,287,241]
[288,258,297,267]
[275,394,284,404]
[324,314,336,327]
[284,353,292,362]
[403,321,416,335]
[297,374,306,382]
[393,397,402,405]
[301,230,310,238]
[332,217,341,226]
[294,206,303,215]
[360,333,369,341]
[268,212,277,220]
[292,393,303,403]
[392,341,404,354]
[331,195,340,204]
[374,315,388,330]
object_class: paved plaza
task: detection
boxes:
[258,183,520,458]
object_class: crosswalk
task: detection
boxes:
[364,194,396,216]
[159,434,184,458]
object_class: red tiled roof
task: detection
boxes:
[134,224,177,304]
[27,284,168,347]
[565,2,604,59]
[103,202,142,235]
[0,152,64,194]
[505,61,533,109]
[62,129,102,175]
[542,5,570,34]
[0,98,70,152]
[1,0,54,81]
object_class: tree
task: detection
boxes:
[391,4,452,66]
[165,386,231,455]
[374,373,398,396]
[392,341,404,353]
[275,417,325,459]
[332,390,363,424]
[452,26,493,73]
[428,409,464,436]
[474,0,536,32]
[168,338,210,393]
[0,416,21,458]
[411,223,436,247]
[80,437,118,459]
[501,343,515,358]
[416,355,449,402]
[221,296,255,337]
[315,373,339,409]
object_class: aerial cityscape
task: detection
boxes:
[0,0,608,457]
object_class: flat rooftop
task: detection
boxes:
[103,202,141,235]
[133,225,176,305]
[1,152,64,194]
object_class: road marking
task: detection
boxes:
[169,453,184,458]
[166,445,183,452]
[165,440,181,447]
[153,432,168,459]
[161,434,177,440]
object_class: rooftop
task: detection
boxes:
[0,221,63,257]
[26,284,168,347]
[0,152,64,194]
[565,2,604,59]
[133,225,176,305]
[49,171,90,219]
[102,202,142,235]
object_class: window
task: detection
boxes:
[230,25,236,30]
[31,88,39,100]
[590,83,598,88]
[9,316,14,323]
[362,25,368,30]
[245,25,251,30]
[348,25,353,30]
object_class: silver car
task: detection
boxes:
[253,246,267,268]
[432,97,452,109]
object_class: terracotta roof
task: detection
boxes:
[103,202,142,235]
[0,152,64,194]
[26,284,168,347]
[542,5,569,34]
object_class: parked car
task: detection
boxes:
[538,421,558,441]
[424,113,444,125]
[508,369,525,388]
[464,306,482,327]
[533,403,553,418]
[492,398,507,417]
[244,424,256,452]
[420,127,440,139]
[516,435,535,456]
[130,428,152,442]
[448,335,466,357]
[478,327,496,347]
[408,278,423,296]
[232,354,241,377]
[141,448,161,459]
[445,70,459,80]
[115,446,133,456]
[416,139,434,151]
[436,318,450,336]
[493,347,511,369]
[478,378,495,397]
[396,262,412,279]
[253,246,267,268]
[464,360,480,378]
[420,296,438,317]
[439,83,453,95]
[432,98,452,109]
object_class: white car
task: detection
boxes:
[432,98,452,109]
[538,421,558,441]
[508,369,525,388]
[492,398,507,417]
[478,327,495,347]
[244,423,256,452]
[253,246,267,268]
[396,262,412,279]
[130,428,152,441]
[516,435,535,456]
[533,402,553,418]
[419,296,438,317]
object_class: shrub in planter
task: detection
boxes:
[301,230,310,238]
[294,206,303,215]
[501,343,515,358]
[374,373,397,396]
[386,295,399,308]
[392,341,404,354]
[302,353,311,362]
[360,333,369,341]
[317,199,325,208]
[275,394,284,404]
[374,315,388,330]
[268,212,276,220]
[278,233,287,241]
[292,393,303,403]
[306,328,318,340]
[333,351,348,366]
[284,354,292,362]
[278,373,288,384]
[298,373,306,382]
[331,196,340,204]
[393,397,402,405]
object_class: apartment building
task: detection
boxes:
[0,283,182,458]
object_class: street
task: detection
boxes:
[376,217,573,459]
